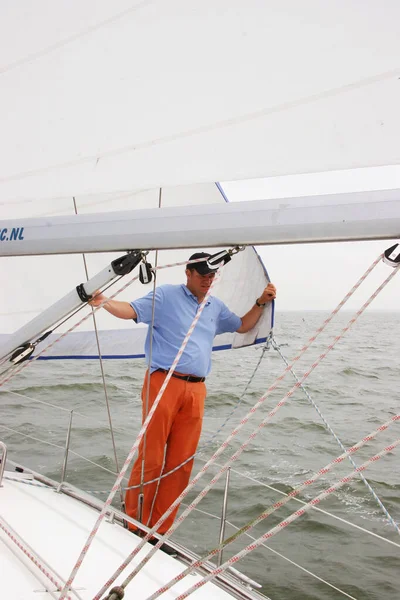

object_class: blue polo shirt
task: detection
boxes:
[131,284,242,377]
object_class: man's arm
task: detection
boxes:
[236,283,276,334]
[89,291,137,320]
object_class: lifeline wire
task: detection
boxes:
[145,413,399,600]
[94,254,389,598]
[173,439,400,600]
[271,335,400,534]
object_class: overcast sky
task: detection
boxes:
[223,165,400,311]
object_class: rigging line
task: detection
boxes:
[0,271,139,388]
[124,336,273,491]
[125,248,382,490]
[2,68,399,187]
[0,255,210,389]
[196,460,400,551]
[92,254,389,594]
[166,506,359,600]
[170,440,400,600]
[180,495,400,553]
[199,334,273,448]
[61,269,223,600]
[271,334,400,536]
[0,516,79,600]
[239,531,358,600]
[73,197,123,507]
[142,415,399,600]
[4,389,91,416]
[0,0,157,75]
[40,273,123,335]
[138,277,400,592]
[0,425,118,476]
[144,187,162,527]
[3,391,129,437]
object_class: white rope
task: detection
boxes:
[92,255,390,597]
[172,439,400,600]
[199,462,400,551]
[144,414,399,600]
[0,516,80,600]
[60,267,223,600]
[227,520,358,600]
[271,335,400,535]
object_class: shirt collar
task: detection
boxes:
[181,284,211,306]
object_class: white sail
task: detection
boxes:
[1,1,399,205]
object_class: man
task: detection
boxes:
[90,252,276,536]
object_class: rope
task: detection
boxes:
[59,268,223,600]
[0,425,119,476]
[122,251,382,492]
[124,335,273,492]
[93,260,398,598]
[271,335,400,535]
[140,188,162,525]
[0,255,210,388]
[0,516,79,600]
[4,475,47,487]
[196,460,400,550]
[172,438,400,600]
[2,389,133,436]
[73,197,123,506]
[200,333,273,447]
[142,414,400,600]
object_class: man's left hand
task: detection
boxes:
[258,283,276,304]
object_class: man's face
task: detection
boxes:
[186,268,216,297]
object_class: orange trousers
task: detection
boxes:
[125,370,206,534]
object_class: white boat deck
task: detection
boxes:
[0,472,250,600]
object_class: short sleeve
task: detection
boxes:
[216,302,242,335]
[131,287,164,325]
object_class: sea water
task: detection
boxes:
[2,311,399,600]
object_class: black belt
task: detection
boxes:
[156,368,205,383]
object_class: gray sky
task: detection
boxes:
[223,166,400,311]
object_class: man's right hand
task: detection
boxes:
[88,290,106,307]
[89,291,137,320]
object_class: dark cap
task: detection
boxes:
[186,252,218,275]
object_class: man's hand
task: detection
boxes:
[88,290,107,307]
[257,283,276,304]
[88,290,137,319]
